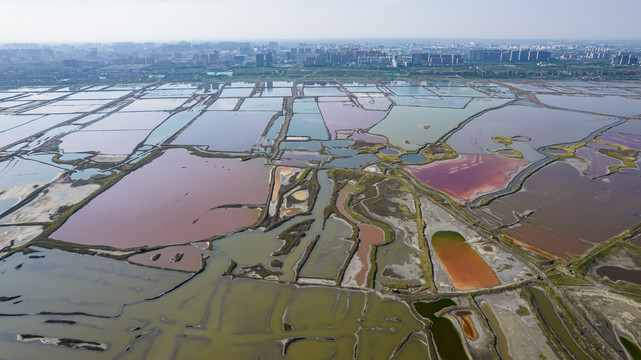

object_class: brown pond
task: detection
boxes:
[501,234,558,261]
[487,161,641,246]
[432,231,500,290]
[454,310,478,340]
[128,243,210,272]
[51,148,270,248]
[337,184,385,286]
[596,266,641,285]
[503,223,593,260]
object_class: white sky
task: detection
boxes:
[0,0,639,43]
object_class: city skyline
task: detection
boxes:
[1,0,640,43]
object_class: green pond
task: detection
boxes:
[528,287,590,360]
[414,299,470,360]
[620,335,641,360]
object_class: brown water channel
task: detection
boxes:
[52,148,270,248]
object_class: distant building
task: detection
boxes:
[468,49,550,63]
[612,52,639,65]
[255,54,264,67]
[411,52,462,66]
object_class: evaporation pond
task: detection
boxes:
[488,161,641,245]
[240,97,283,111]
[448,105,618,162]
[287,113,329,140]
[60,129,152,155]
[537,94,641,117]
[82,111,168,131]
[51,148,271,248]
[172,111,275,152]
[293,98,320,113]
[0,114,76,149]
[0,157,63,213]
[0,248,190,317]
[208,98,240,110]
[409,154,529,203]
[318,102,386,138]
[121,98,188,112]
[432,231,500,290]
[370,98,510,151]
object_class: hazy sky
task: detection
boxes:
[1,0,640,43]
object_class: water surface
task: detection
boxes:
[431,231,500,290]
[52,149,271,248]
[172,111,275,152]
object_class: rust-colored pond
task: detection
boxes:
[51,148,270,248]
[504,222,593,260]
[409,154,529,203]
[432,231,500,290]
[455,310,478,340]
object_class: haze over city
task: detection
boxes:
[1,0,641,43]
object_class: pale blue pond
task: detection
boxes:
[287,113,329,140]
[400,153,426,163]
[293,98,320,113]
[280,141,323,152]
[390,96,471,109]
[325,153,379,169]
[262,116,285,146]
[389,87,434,96]
[144,102,207,145]
[379,148,400,155]
[303,87,345,97]
[240,97,284,111]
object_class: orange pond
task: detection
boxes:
[432,231,500,290]
[51,148,270,248]
[337,184,385,286]
[454,310,478,340]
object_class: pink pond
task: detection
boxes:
[574,142,621,178]
[83,111,169,131]
[409,154,530,203]
[59,130,151,155]
[318,102,387,139]
[51,148,270,248]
